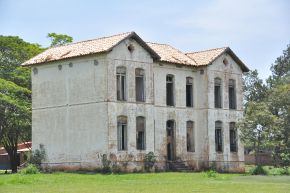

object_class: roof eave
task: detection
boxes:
[225,48,250,72]
[127,32,161,61]
[21,51,107,67]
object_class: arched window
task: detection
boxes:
[186,77,193,107]
[186,121,195,152]
[229,79,236,109]
[135,68,145,102]
[136,116,145,150]
[116,66,126,101]
[215,121,223,152]
[117,116,127,151]
[214,78,222,108]
[229,122,237,152]
[166,75,175,106]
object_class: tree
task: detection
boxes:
[0,36,43,173]
[267,44,290,166]
[238,102,279,165]
[47,32,73,47]
[243,69,268,105]
[0,36,43,89]
[0,78,31,173]
[270,44,290,78]
[240,44,290,166]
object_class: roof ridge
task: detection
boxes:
[147,41,197,65]
[51,31,133,48]
[186,47,228,54]
[146,41,171,46]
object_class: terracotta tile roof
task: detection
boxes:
[22,32,143,66]
[146,42,197,66]
[21,31,249,72]
[186,47,227,66]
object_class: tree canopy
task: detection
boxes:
[0,35,43,172]
[47,32,73,47]
[239,43,290,166]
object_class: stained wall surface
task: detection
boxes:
[32,39,245,172]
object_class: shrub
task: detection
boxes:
[20,164,39,174]
[249,165,268,175]
[101,154,111,174]
[30,144,46,169]
[206,170,218,178]
[144,152,156,172]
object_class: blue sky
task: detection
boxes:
[0,0,289,79]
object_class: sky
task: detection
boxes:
[0,0,289,79]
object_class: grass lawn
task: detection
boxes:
[0,172,290,193]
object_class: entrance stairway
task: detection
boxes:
[167,161,192,172]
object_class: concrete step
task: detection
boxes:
[168,161,193,172]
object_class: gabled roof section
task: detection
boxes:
[186,47,249,72]
[147,42,196,66]
[22,32,160,66]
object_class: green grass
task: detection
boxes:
[0,172,290,193]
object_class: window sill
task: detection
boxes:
[117,100,127,102]
[136,101,146,104]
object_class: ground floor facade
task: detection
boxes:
[34,102,244,173]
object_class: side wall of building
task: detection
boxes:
[32,55,108,170]
[153,63,209,170]
[207,53,245,172]
[105,38,155,171]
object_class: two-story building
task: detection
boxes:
[22,32,249,172]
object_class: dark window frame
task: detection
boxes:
[186,77,193,107]
[229,79,236,109]
[117,116,127,151]
[186,121,195,152]
[116,66,127,101]
[214,77,222,108]
[166,75,175,106]
[215,121,223,152]
[230,122,238,152]
[135,68,145,102]
[136,116,146,150]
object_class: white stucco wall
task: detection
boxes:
[31,38,245,172]
[206,53,245,171]
[32,55,109,167]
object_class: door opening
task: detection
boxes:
[166,120,175,161]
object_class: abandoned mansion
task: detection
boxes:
[22,32,249,172]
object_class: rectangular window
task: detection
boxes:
[186,121,195,152]
[215,121,223,152]
[214,78,222,108]
[166,75,174,106]
[229,79,236,109]
[117,116,127,151]
[117,67,126,101]
[186,77,193,107]
[230,122,237,152]
[135,69,145,102]
[136,116,145,150]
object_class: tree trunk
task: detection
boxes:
[6,146,18,173]
[255,139,261,166]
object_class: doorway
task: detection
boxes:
[166,120,175,161]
